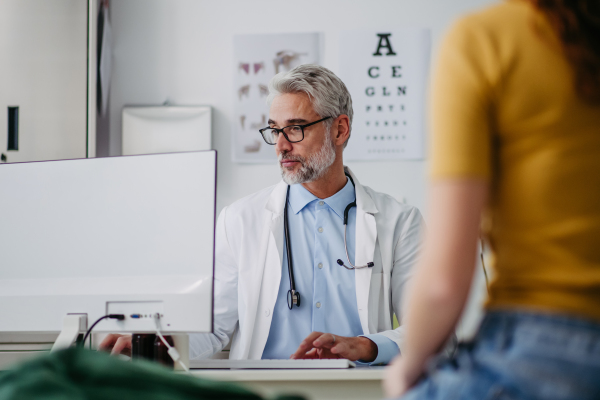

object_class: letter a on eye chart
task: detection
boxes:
[339,29,430,160]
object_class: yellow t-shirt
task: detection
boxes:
[430,0,600,321]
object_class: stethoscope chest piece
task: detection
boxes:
[287,289,301,310]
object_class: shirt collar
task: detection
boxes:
[288,177,355,220]
[288,183,317,215]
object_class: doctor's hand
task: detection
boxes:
[98,333,132,357]
[290,331,377,362]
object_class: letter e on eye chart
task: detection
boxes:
[339,29,430,161]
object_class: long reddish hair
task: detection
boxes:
[532,0,600,103]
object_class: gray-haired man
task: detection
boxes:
[102,65,426,365]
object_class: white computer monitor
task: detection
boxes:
[0,151,216,348]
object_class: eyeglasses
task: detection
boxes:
[259,116,332,145]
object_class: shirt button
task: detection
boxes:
[316,302,321,308]
[318,263,323,269]
[318,201,324,206]
[265,309,270,317]
[318,227,323,233]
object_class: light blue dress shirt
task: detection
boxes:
[261,178,399,364]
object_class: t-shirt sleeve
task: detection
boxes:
[429,16,497,180]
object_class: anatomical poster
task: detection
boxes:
[233,32,321,163]
[339,29,430,161]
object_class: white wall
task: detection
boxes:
[109,0,496,216]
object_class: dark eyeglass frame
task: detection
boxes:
[259,116,332,145]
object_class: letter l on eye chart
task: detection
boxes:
[339,29,430,160]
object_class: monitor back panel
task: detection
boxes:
[0,151,216,334]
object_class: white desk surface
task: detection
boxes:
[190,367,386,400]
[190,366,385,381]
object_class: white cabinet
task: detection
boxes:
[0,0,90,163]
[122,106,212,156]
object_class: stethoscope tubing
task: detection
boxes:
[338,223,371,270]
[284,185,301,309]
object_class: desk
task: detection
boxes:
[0,348,386,400]
[190,367,385,400]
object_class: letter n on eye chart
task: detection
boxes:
[339,29,430,161]
[233,33,322,163]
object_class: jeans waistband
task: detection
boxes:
[475,309,600,354]
[481,309,600,332]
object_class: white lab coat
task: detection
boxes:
[190,167,426,360]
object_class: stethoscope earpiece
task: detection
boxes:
[337,258,352,270]
[337,258,374,270]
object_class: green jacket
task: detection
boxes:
[0,348,303,400]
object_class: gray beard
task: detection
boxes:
[278,132,337,185]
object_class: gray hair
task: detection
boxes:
[267,64,353,148]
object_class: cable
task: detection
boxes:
[82,314,125,349]
[153,313,189,373]
[480,237,490,294]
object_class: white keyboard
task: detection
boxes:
[190,358,356,369]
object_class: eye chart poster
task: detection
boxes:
[339,29,430,161]
[233,33,321,163]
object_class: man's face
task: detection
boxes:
[269,92,336,184]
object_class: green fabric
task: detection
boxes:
[0,348,303,400]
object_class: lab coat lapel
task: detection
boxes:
[345,167,378,335]
[265,181,287,267]
[244,181,287,358]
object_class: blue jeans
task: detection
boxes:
[400,310,600,400]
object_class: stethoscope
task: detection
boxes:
[284,173,374,310]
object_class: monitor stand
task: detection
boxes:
[51,314,87,352]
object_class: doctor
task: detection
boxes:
[189,64,425,364]
[101,64,426,364]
